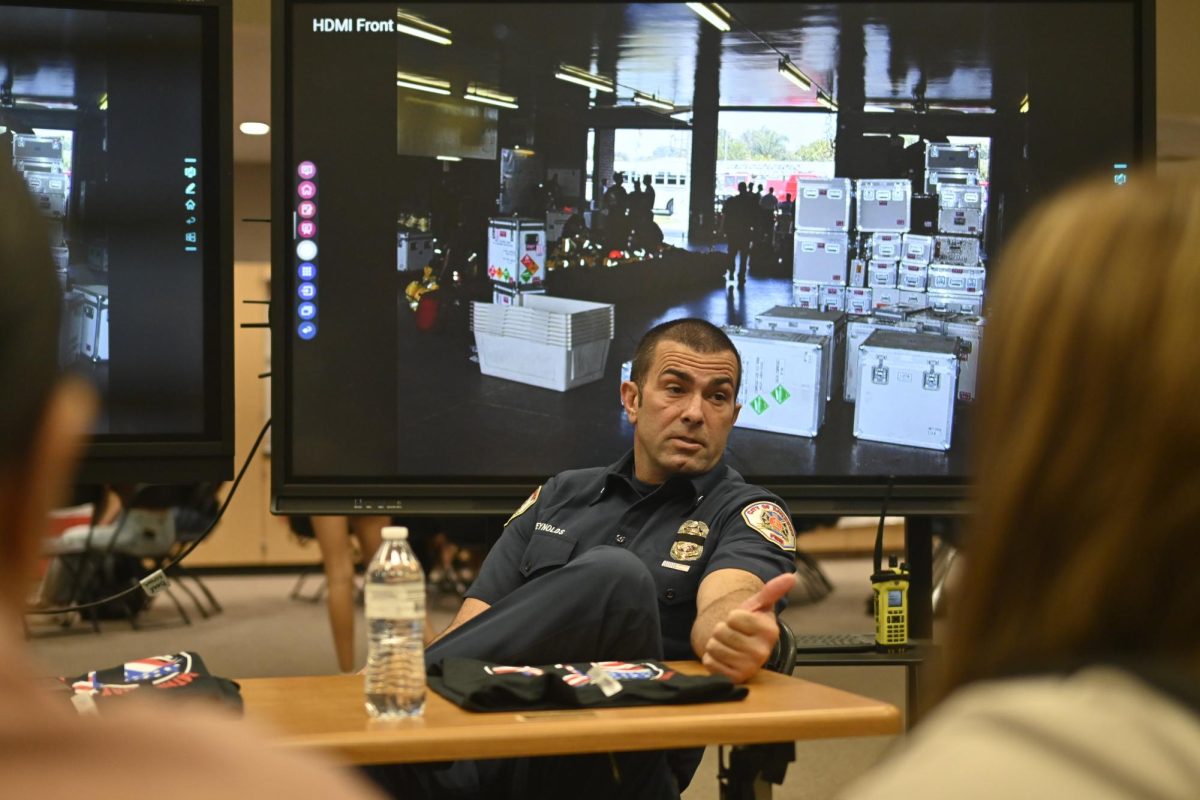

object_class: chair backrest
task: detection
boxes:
[766,617,798,676]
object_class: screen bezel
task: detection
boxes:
[45,0,236,483]
[270,0,1154,516]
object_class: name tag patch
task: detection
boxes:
[661,560,690,572]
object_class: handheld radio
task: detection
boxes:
[870,478,910,651]
[872,556,910,650]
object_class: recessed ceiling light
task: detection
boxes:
[239,121,270,136]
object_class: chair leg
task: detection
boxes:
[187,572,223,614]
[160,584,192,626]
[169,572,211,620]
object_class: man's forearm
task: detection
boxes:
[690,588,757,658]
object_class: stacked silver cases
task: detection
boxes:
[11,133,71,285]
[753,306,846,402]
[925,143,981,195]
[793,178,853,312]
[852,180,911,316]
[726,327,829,438]
[926,143,987,316]
[853,330,959,450]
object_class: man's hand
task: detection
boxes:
[700,572,798,684]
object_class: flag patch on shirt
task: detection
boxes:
[741,502,796,551]
[505,485,541,527]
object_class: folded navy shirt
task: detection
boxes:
[428,658,747,712]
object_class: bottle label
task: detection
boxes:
[366,584,425,618]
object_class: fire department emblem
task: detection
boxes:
[669,520,708,562]
[505,485,541,527]
[741,502,796,551]
[677,520,709,539]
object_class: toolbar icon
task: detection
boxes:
[184,165,198,179]
[296,240,318,261]
[298,161,317,180]
[298,302,317,320]
[298,262,317,281]
[298,321,317,340]
[297,282,317,301]
[298,220,317,238]
[298,200,317,219]
[297,181,317,200]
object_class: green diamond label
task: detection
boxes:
[771,385,791,404]
[750,396,769,415]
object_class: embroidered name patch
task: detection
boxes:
[505,485,541,527]
[741,502,796,551]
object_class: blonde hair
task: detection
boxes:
[940,172,1200,693]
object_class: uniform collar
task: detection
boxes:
[592,449,728,510]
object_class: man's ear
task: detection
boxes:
[620,380,640,424]
[0,378,96,611]
[731,402,742,426]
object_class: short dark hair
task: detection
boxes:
[629,318,741,401]
[0,163,61,467]
[737,181,747,193]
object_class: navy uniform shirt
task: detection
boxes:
[466,451,798,659]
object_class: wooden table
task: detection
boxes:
[239,660,901,768]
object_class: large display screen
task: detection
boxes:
[0,0,232,482]
[273,1,1150,513]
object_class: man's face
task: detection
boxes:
[621,341,741,484]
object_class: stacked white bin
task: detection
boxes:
[470,295,614,391]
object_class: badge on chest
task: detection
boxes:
[667,520,709,564]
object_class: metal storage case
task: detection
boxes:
[937,208,984,235]
[397,231,435,271]
[944,314,985,402]
[925,144,981,172]
[870,232,903,260]
[754,306,846,401]
[901,234,933,264]
[817,284,845,312]
[868,260,898,289]
[848,258,867,289]
[793,231,849,285]
[853,330,959,450]
[855,179,912,232]
[73,284,110,363]
[843,316,920,402]
[794,178,852,231]
[726,328,829,438]
[898,261,928,290]
[487,217,547,286]
[928,264,986,294]
[844,287,873,316]
[923,170,978,197]
[937,185,985,211]
[792,280,821,309]
[933,235,982,267]
[927,289,984,315]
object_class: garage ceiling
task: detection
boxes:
[3,2,1135,164]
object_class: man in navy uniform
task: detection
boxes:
[406,318,798,798]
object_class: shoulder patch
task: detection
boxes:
[741,501,796,552]
[505,485,542,527]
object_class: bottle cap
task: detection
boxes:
[382,526,409,541]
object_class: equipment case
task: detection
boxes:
[853,330,959,450]
[754,306,846,401]
[794,178,852,231]
[793,232,849,285]
[727,328,829,438]
[856,179,912,232]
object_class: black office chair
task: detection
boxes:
[717,618,798,797]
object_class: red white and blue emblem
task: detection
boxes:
[124,655,187,683]
[556,661,671,687]
[67,653,198,697]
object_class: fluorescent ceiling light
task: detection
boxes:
[686,2,731,32]
[436,155,462,162]
[394,10,452,45]
[863,104,895,114]
[633,91,674,111]
[239,121,270,136]
[815,93,838,112]
[396,71,451,96]
[554,63,614,93]
[778,57,812,91]
[464,83,519,110]
[1019,94,1030,114]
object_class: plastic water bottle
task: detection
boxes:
[364,526,426,718]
